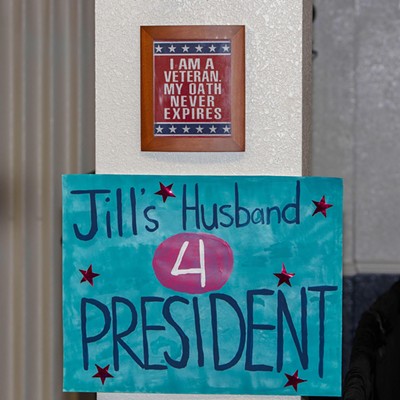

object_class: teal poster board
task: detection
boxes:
[63,175,342,396]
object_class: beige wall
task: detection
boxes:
[0,1,95,399]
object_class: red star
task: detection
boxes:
[274,263,295,287]
[79,264,100,286]
[93,364,113,385]
[155,182,176,203]
[284,370,307,391]
[312,195,333,217]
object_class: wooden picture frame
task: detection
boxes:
[141,25,245,152]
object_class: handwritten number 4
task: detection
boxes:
[171,240,206,288]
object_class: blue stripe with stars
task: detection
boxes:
[154,41,231,55]
[154,122,231,136]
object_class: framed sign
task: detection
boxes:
[63,174,343,396]
[141,26,245,152]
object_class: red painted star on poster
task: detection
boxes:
[312,195,333,217]
[155,182,176,203]
[92,364,113,385]
[79,264,100,286]
[284,370,307,391]
[274,263,295,287]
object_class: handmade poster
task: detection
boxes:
[63,175,343,396]
[153,40,231,136]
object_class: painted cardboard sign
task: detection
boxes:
[154,40,231,136]
[63,175,343,396]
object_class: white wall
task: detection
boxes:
[95,1,311,399]
[96,0,311,177]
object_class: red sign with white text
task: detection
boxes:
[153,41,232,136]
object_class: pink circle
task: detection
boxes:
[152,232,234,294]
